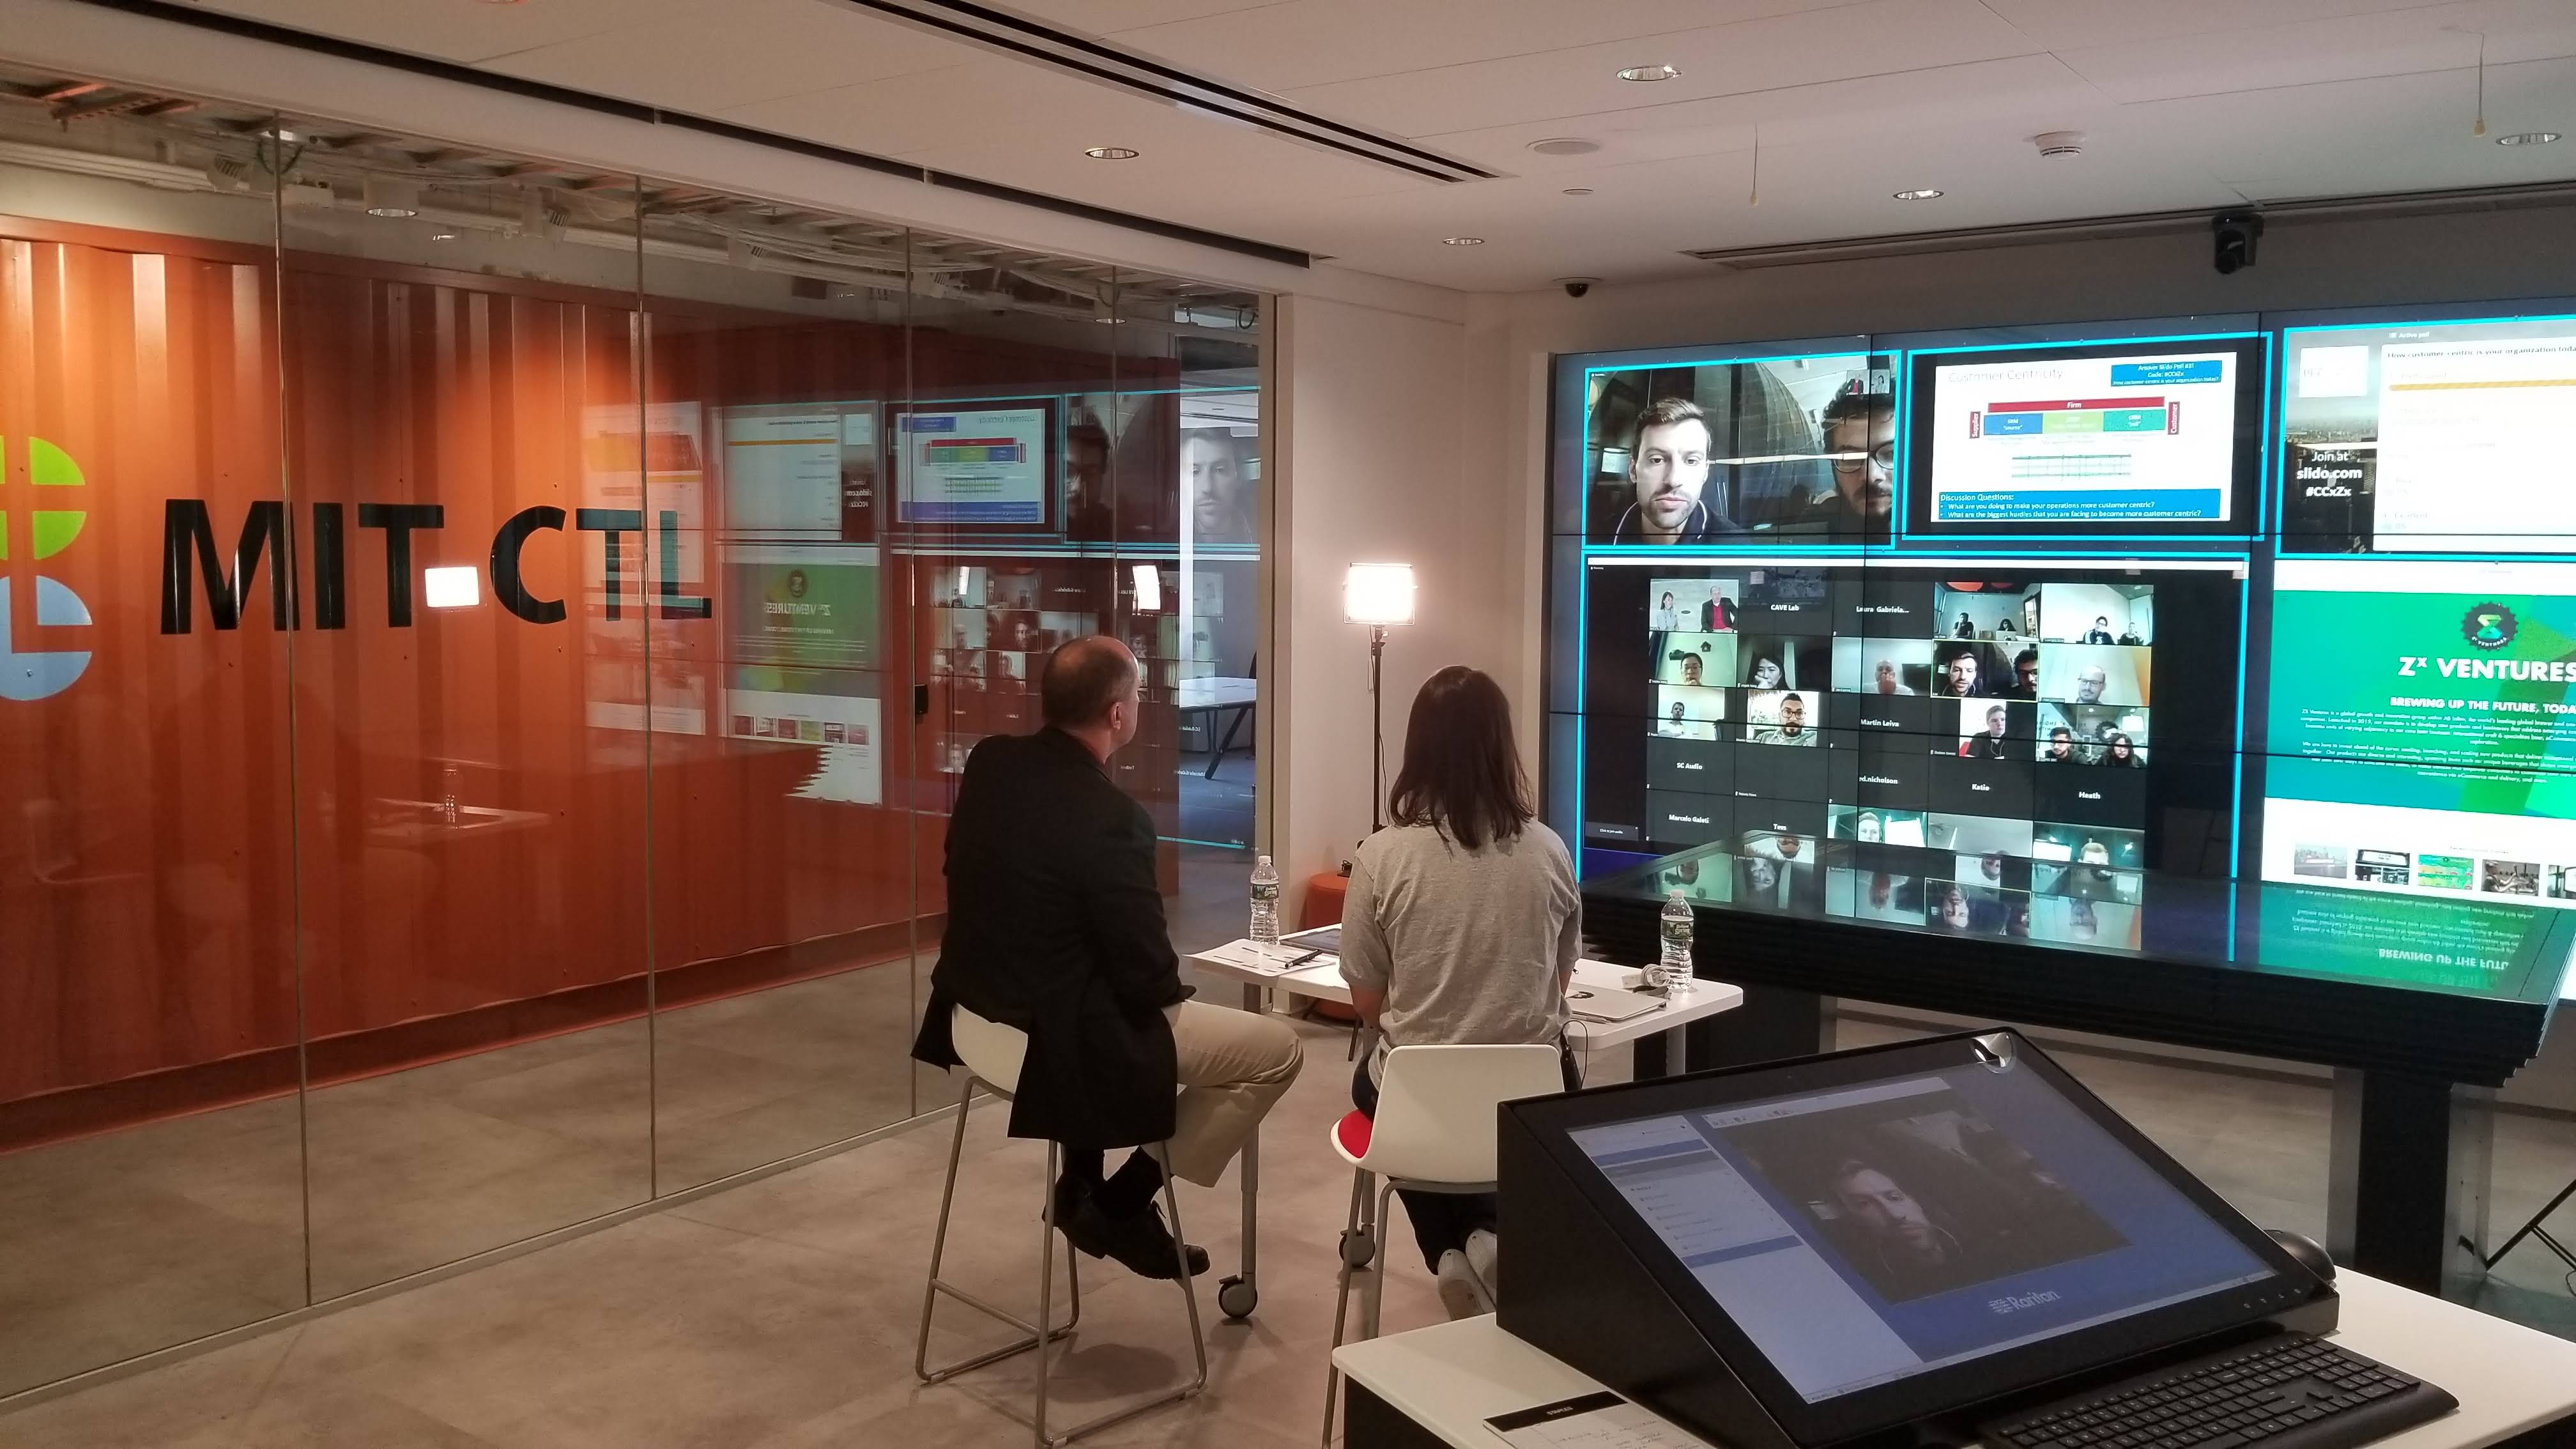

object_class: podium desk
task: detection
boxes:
[1335,1271,2576,1449]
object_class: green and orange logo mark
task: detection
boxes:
[0,435,93,700]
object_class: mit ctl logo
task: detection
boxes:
[0,436,92,702]
[2463,602,2517,652]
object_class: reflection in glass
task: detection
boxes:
[0,76,1268,1397]
[282,165,654,1298]
[640,199,917,1192]
[0,138,305,1392]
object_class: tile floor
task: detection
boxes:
[7,990,2576,1446]
[0,849,1256,1402]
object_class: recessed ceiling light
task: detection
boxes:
[429,229,461,241]
[1618,64,1680,82]
[1528,137,1601,156]
[1562,187,1595,196]
[2497,131,2562,146]
[1084,146,1140,160]
[1442,236,1485,246]
[1893,188,1944,201]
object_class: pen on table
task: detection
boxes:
[1286,949,1322,968]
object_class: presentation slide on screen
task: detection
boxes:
[725,666,883,806]
[722,544,880,671]
[1928,352,2239,523]
[896,408,1048,525]
[2261,559,2576,908]
[2281,318,2576,553]
[721,407,874,540]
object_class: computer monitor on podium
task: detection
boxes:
[1498,1031,2340,1449]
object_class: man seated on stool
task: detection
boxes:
[913,636,1304,1280]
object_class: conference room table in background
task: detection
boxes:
[1186,940,1744,1320]
[1174,675,1258,779]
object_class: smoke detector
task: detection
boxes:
[2032,130,2086,160]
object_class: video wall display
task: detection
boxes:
[1587,558,2235,947]
[893,401,1057,527]
[1905,336,2266,535]
[1582,351,1897,541]
[2280,314,2576,554]
[1549,300,2576,972]
[2258,559,2576,908]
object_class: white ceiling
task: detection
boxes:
[187,0,2576,292]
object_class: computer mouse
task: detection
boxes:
[2266,1228,2335,1282]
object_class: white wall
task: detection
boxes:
[1273,293,1518,910]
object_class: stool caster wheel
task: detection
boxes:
[1217,1275,1258,1319]
[1340,1229,1376,1269]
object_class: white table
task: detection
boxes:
[1186,939,1744,1322]
[1333,1271,2576,1449]
[1174,676,1258,778]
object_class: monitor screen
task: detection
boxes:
[1563,1052,2273,1405]
[1905,337,2265,535]
[1547,305,2576,993]
[2281,314,2576,553]
[2259,558,2576,909]
[718,404,878,542]
[1584,555,2240,947]
[1581,349,1894,542]
[893,403,1055,526]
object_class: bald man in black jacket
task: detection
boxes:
[914,636,1302,1279]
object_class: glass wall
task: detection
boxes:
[0,65,1264,1397]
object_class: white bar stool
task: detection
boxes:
[914,1004,1208,1448]
[1320,1042,1567,1445]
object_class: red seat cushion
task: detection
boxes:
[1335,1108,1374,1161]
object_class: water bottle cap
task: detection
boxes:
[1256,854,1273,866]
[1668,888,1687,901]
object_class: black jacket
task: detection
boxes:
[911,728,1191,1149]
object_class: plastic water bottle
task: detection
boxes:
[1655,889,1694,993]
[1249,854,1281,944]
[440,762,462,827]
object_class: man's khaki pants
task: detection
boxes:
[1159,999,1305,1187]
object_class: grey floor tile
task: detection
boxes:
[14,985,2576,1449]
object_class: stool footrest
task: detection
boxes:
[917,1276,1077,1384]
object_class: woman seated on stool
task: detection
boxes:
[1338,664,1581,1319]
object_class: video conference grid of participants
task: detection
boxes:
[1615,566,2170,950]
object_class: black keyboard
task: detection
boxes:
[1980,1333,2455,1449]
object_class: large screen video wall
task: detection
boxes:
[1548,304,2576,975]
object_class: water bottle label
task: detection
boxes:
[1661,919,1690,944]
[1251,883,1280,903]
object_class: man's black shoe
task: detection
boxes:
[1050,1183,1208,1280]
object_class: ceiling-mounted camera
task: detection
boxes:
[2211,211,2264,275]
[1558,277,1599,299]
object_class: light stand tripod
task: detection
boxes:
[1368,623,1388,834]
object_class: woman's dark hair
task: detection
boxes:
[1388,666,1532,850]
